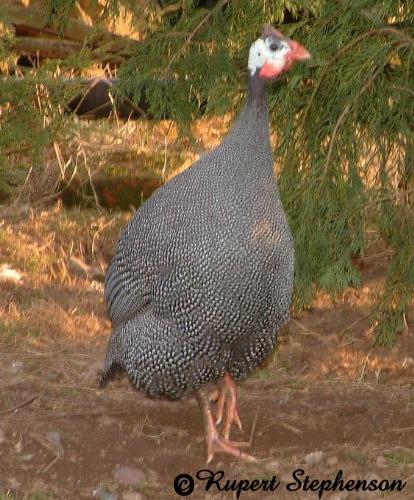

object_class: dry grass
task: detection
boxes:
[0,204,126,282]
[11,109,233,211]
[0,204,121,348]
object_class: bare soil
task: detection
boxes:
[0,208,413,500]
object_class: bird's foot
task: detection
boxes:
[210,372,242,440]
[206,426,256,464]
[197,386,256,464]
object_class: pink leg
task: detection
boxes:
[210,372,243,440]
[196,388,256,463]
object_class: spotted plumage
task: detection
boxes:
[101,26,306,403]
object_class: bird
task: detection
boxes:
[101,25,311,463]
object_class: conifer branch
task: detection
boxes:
[301,28,412,128]
[323,65,384,176]
[165,0,230,74]
[336,0,414,44]
[323,41,408,175]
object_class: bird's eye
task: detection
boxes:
[269,41,280,52]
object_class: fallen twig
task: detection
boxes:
[279,421,303,435]
[0,395,38,415]
[338,314,372,335]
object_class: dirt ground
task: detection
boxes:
[0,208,413,500]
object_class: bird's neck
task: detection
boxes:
[229,72,270,149]
[246,71,268,110]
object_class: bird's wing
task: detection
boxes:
[104,172,200,327]
[104,216,162,327]
[104,150,219,328]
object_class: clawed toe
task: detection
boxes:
[197,374,256,463]
[207,433,256,464]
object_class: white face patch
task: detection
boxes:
[247,37,290,77]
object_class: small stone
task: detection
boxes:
[93,487,118,500]
[114,465,146,486]
[265,460,280,474]
[327,456,339,466]
[46,431,64,454]
[10,361,23,374]
[0,264,23,284]
[376,455,386,467]
[305,450,323,465]
[122,493,143,500]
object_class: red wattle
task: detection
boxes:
[259,60,282,79]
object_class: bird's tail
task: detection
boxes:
[100,361,119,388]
[100,330,122,388]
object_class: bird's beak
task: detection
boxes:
[287,40,311,61]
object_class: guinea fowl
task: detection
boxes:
[101,25,311,463]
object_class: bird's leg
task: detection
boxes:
[196,388,256,464]
[211,372,242,440]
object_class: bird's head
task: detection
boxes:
[248,25,311,80]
